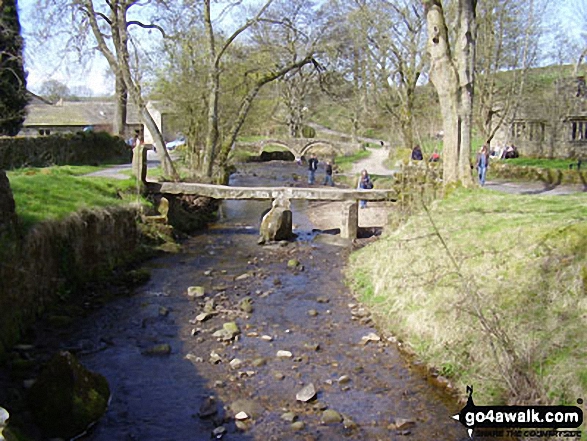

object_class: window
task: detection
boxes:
[512,121,544,141]
[569,119,587,141]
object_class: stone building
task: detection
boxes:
[505,75,587,159]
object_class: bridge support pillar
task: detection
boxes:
[132,145,148,183]
[340,200,358,239]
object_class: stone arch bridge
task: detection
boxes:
[236,138,361,159]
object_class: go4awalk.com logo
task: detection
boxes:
[452,386,583,439]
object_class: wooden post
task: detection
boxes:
[340,200,358,239]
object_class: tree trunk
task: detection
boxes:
[113,75,127,136]
[424,0,476,186]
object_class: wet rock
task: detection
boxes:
[313,401,328,411]
[230,399,264,419]
[235,411,249,420]
[203,300,216,313]
[258,196,293,244]
[187,286,206,298]
[342,414,358,430]
[261,335,273,342]
[287,259,300,268]
[0,406,9,438]
[212,425,226,438]
[273,278,282,286]
[303,342,320,351]
[316,296,330,304]
[239,297,254,314]
[393,418,416,430]
[321,409,343,425]
[276,350,292,358]
[290,421,305,431]
[281,412,297,423]
[204,269,213,276]
[235,420,249,431]
[296,383,316,402]
[273,372,285,381]
[361,332,381,345]
[209,351,222,364]
[142,344,171,356]
[307,309,318,317]
[27,351,110,439]
[338,375,351,384]
[195,312,212,322]
[199,397,217,418]
[214,322,241,340]
[235,273,251,281]
[185,353,203,363]
[158,306,170,317]
[252,358,266,367]
[229,358,243,370]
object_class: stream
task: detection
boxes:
[10,161,473,440]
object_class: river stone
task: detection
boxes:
[212,426,226,438]
[196,312,212,322]
[307,309,318,317]
[258,196,293,244]
[393,418,416,430]
[361,332,381,344]
[0,406,8,437]
[27,351,110,439]
[187,286,206,298]
[296,383,317,402]
[338,375,351,384]
[223,322,241,338]
[230,399,264,419]
[235,411,249,420]
[290,421,305,431]
[321,409,343,425]
[276,350,293,358]
[287,259,300,268]
[229,358,243,370]
[252,358,266,367]
[199,396,217,418]
[281,411,297,422]
[239,297,254,313]
[142,344,171,356]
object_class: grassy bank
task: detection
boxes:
[7,166,142,229]
[348,188,587,406]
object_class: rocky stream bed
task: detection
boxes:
[0,161,479,440]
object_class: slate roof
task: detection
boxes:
[23,100,144,127]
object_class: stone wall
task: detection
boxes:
[0,131,131,170]
[0,204,141,358]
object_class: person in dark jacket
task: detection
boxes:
[308,153,319,184]
[411,145,423,161]
[323,160,334,186]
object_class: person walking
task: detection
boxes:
[308,153,319,184]
[357,169,373,208]
[477,145,490,186]
[323,160,334,186]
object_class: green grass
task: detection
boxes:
[348,188,587,406]
[7,166,142,229]
[504,158,578,170]
[334,149,371,173]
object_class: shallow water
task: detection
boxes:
[11,161,479,440]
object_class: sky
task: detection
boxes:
[16,0,585,98]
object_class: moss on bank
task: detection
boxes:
[348,188,587,406]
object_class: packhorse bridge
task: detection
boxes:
[235,138,362,159]
[134,147,395,240]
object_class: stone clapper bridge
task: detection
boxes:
[135,146,396,240]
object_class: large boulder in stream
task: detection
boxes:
[258,195,293,244]
[28,351,110,439]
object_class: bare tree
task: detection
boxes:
[475,0,545,147]
[423,0,476,186]
[34,0,178,179]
